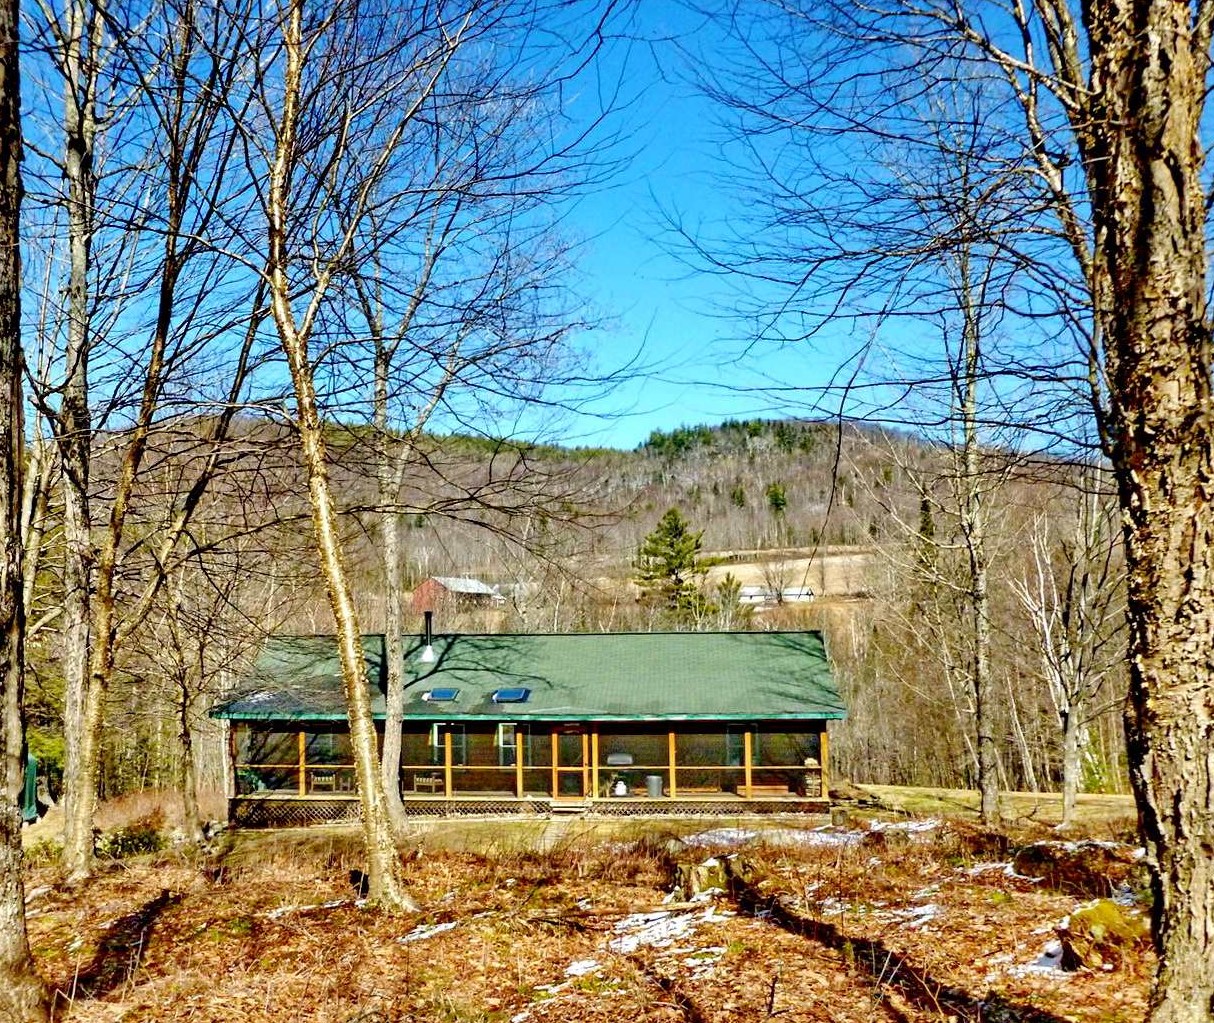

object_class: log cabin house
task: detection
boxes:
[212,630,845,827]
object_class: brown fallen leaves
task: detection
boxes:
[23,818,1151,1023]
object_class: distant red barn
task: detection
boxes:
[410,576,504,616]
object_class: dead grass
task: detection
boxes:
[864,785,1137,834]
[24,789,229,852]
[20,809,1154,1023]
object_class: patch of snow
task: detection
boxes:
[683,828,756,848]
[817,897,852,914]
[1029,838,1134,854]
[890,903,941,929]
[771,827,864,847]
[1008,940,1070,978]
[265,898,348,920]
[608,907,732,954]
[399,920,458,943]
[565,959,601,977]
[967,861,1007,875]
[869,818,941,834]
[690,887,726,902]
[511,1012,531,1023]
[912,885,941,901]
[685,945,727,978]
[1111,884,1139,906]
[964,862,1044,882]
[684,825,867,849]
[609,911,697,953]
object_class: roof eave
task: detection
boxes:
[213,710,847,722]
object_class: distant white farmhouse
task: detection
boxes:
[737,585,815,608]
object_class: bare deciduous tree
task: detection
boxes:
[1013,470,1125,828]
[694,0,1214,1012]
[0,0,49,1010]
[26,0,264,878]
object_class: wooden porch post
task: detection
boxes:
[551,731,559,798]
[581,732,589,796]
[743,730,753,799]
[668,730,677,798]
[819,727,830,800]
[590,726,600,799]
[298,730,306,794]
[444,730,453,797]
[515,727,524,798]
[226,723,236,799]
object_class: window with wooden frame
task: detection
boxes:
[496,723,531,767]
[725,726,748,767]
[429,723,468,766]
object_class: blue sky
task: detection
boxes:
[556,3,843,450]
[550,2,1092,456]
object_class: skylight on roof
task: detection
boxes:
[492,687,531,704]
[422,687,460,702]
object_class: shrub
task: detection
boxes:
[95,811,166,859]
[24,838,62,868]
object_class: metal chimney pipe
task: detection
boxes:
[419,609,436,663]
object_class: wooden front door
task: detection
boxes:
[552,727,588,798]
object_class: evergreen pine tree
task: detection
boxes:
[634,508,709,618]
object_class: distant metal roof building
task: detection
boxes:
[411,576,505,614]
[212,631,845,723]
[431,576,500,596]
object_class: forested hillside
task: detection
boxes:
[22,414,1127,819]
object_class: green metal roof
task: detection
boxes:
[212,631,845,723]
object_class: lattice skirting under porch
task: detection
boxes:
[229,796,829,828]
[229,797,554,827]
[231,797,364,829]
[590,799,829,817]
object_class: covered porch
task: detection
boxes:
[229,719,831,823]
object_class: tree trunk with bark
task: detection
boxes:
[1060,708,1080,828]
[955,243,999,825]
[265,0,414,912]
[1082,4,1214,1018]
[56,0,101,884]
[374,338,409,836]
[0,0,49,1009]
[178,697,201,846]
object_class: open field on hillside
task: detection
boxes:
[580,547,877,605]
[703,548,875,598]
[21,787,1150,1023]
